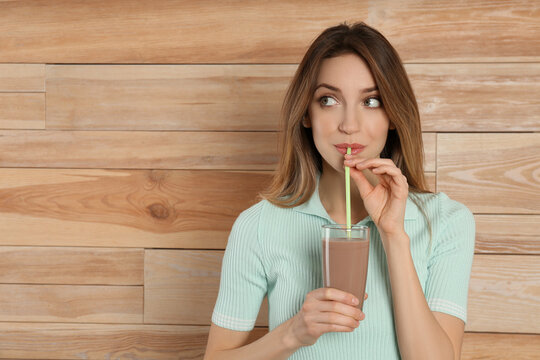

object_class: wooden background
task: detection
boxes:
[0,0,539,359]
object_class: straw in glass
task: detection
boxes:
[345,147,352,236]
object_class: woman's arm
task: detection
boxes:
[384,232,463,360]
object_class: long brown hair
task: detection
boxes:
[261,22,431,208]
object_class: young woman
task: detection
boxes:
[204,22,475,360]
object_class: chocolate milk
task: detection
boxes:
[322,238,369,310]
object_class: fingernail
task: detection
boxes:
[352,297,359,305]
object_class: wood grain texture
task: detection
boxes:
[0,247,144,285]
[423,132,436,172]
[475,215,540,254]
[0,284,143,323]
[0,323,210,359]
[0,0,367,64]
[437,133,540,214]
[144,249,268,326]
[0,169,270,248]
[46,64,294,131]
[0,324,537,359]
[0,64,44,91]
[0,130,279,170]
[462,333,540,360]
[467,255,540,333]
[369,0,540,62]
[0,93,45,129]
[407,63,540,132]
[2,1,538,63]
[145,250,536,333]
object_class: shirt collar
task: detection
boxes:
[292,175,419,223]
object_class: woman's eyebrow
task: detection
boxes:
[315,83,378,93]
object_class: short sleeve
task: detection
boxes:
[211,202,267,331]
[425,195,476,323]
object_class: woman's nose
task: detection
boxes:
[338,107,361,134]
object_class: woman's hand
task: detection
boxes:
[286,288,366,347]
[344,156,408,241]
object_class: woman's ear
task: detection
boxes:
[302,115,312,128]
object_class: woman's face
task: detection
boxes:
[306,53,392,174]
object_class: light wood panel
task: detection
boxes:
[0,323,210,359]
[144,249,268,325]
[437,133,540,214]
[45,64,540,132]
[0,324,538,359]
[407,63,540,132]
[475,215,540,254]
[0,247,144,285]
[0,93,45,129]
[0,284,143,323]
[1,1,538,63]
[0,130,279,170]
[423,132,436,172]
[369,0,540,62]
[0,0,367,64]
[46,64,294,131]
[0,64,44,91]
[462,333,540,360]
[145,250,537,333]
[0,169,270,248]
[467,255,540,333]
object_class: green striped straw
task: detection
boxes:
[345,147,352,237]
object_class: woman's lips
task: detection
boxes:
[335,143,365,155]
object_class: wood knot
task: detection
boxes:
[148,203,169,220]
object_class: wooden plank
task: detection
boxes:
[0,130,278,170]
[475,215,540,254]
[0,284,143,323]
[467,255,540,333]
[0,169,269,248]
[0,0,368,64]
[462,333,540,360]
[369,0,540,62]
[0,64,45,92]
[0,323,210,359]
[0,247,144,285]
[0,323,537,359]
[407,63,540,132]
[144,249,269,326]
[146,251,539,333]
[0,93,45,129]
[1,1,538,63]
[437,133,540,214]
[423,132,436,172]
[46,64,294,131]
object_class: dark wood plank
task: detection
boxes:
[0,247,144,285]
[0,284,143,323]
[0,169,270,248]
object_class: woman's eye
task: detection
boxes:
[364,97,382,108]
[320,96,338,107]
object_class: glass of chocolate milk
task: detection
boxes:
[322,224,370,310]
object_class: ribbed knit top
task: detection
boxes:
[212,182,475,359]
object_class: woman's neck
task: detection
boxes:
[319,163,370,224]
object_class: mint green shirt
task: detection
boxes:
[212,182,475,359]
